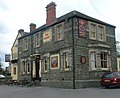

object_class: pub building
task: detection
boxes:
[17,2,117,88]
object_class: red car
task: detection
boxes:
[100,72,120,88]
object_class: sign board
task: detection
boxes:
[5,54,10,62]
[43,29,52,43]
[78,19,88,38]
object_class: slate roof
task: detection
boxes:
[11,31,28,49]
[19,10,115,39]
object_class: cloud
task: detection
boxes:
[0,0,8,11]
[0,0,120,68]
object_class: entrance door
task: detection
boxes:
[35,58,39,80]
[32,58,41,81]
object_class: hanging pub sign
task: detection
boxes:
[78,19,88,38]
[80,56,86,64]
[5,54,11,62]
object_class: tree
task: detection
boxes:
[0,58,2,68]
[0,58,5,75]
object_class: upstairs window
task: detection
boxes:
[24,38,28,50]
[34,33,40,47]
[90,24,97,39]
[56,23,64,41]
[89,22,106,41]
[98,26,104,41]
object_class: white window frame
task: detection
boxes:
[26,61,30,74]
[63,52,69,70]
[90,23,97,40]
[32,61,36,78]
[22,61,26,74]
[98,25,106,41]
[89,50,97,70]
[56,23,64,41]
[89,50,110,71]
[24,38,28,50]
[89,22,106,41]
[100,52,108,69]
[34,32,40,47]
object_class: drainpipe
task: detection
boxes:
[72,17,75,89]
[30,34,33,81]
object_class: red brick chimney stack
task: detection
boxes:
[29,23,36,32]
[46,2,56,26]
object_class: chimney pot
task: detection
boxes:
[18,29,24,33]
[29,23,36,32]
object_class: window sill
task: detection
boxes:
[89,68,110,72]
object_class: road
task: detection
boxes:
[0,85,120,98]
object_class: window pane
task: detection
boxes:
[90,24,96,39]
[35,33,40,46]
[90,52,96,69]
[27,63,30,72]
[100,52,108,68]
[64,53,69,69]
[56,24,63,40]
[98,26,104,40]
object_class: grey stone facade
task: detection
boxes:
[18,10,117,89]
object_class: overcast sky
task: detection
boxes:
[0,0,120,68]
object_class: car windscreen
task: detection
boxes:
[103,73,114,78]
[114,72,120,77]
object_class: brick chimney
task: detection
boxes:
[46,2,56,26]
[29,23,36,32]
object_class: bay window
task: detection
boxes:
[89,50,110,71]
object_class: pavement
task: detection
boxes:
[0,85,120,98]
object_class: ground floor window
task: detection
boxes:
[63,52,69,70]
[21,60,30,74]
[89,50,110,71]
[119,61,120,71]
[44,57,48,72]
[41,50,72,71]
[22,61,26,74]
[100,52,108,68]
[89,51,96,69]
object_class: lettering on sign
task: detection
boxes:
[43,29,52,43]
